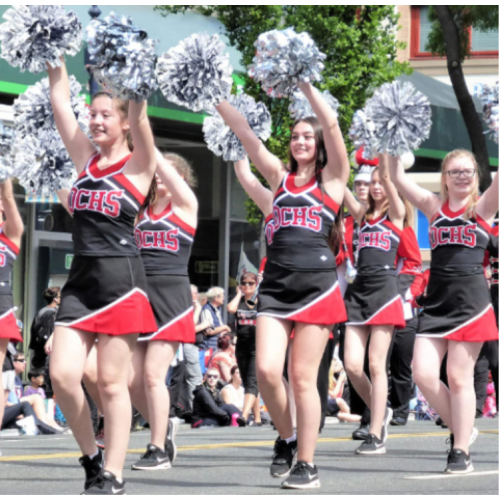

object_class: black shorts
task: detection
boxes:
[344,273,405,329]
[257,260,347,326]
[417,271,498,342]
[139,274,195,343]
[55,256,157,336]
[0,294,22,343]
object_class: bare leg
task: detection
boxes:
[252,395,262,423]
[368,325,394,439]
[20,394,49,423]
[82,345,104,416]
[447,340,483,453]
[241,393,256,421]
[50,326,96,456]
[0,339,7,429]
[256,316,293,439]
[290,322,330,463]
[97,333,138,480]
[344,325,371,407]
[128,342,149,420]
[287,342,296,429]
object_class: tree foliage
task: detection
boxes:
[156,5,410,228]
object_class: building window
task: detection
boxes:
[411,6,499,58]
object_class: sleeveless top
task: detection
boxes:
[0,225,19,295]
[357,213,402,276]
[489,225,498,287]
[135,203,195,276]
[235,298,257,337]
[264,213,275,255]
[429,202,491,276]
[267,172,339,271]
[69,154,145,257]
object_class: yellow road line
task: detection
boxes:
[0,430,497,462]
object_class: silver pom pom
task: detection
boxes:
[0,5,82,74]
[365,81,432,156]
[203,94,272,162]
[477,83,498,144]
[13,76,89,141]
[289,88,339,121]
[86,12,158,101]
[0,121,15,183]
[15,134,77,197]
[348,109,376,160]
[249,28,326,98]
[156,33,233,113]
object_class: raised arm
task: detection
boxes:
[215,100,284,191]
[226,288,242,315]
[0,179,23,244]
[155,150,198,225]
[47,61,96,173]
[378,154,405,227]
[477,171,498,223]
[344,187,366,224]
[299,82,350,190]
[388,155,440,220]
[56,188,71,215]
[234,157,273,217]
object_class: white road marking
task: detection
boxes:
[406,471,499,480]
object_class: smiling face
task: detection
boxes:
[89,95,129,148]
[290,121,317,166]
[369,169,387,203]
[354,180,370,203]
[442,154,478,201]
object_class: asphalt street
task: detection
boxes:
[0,419,498,495]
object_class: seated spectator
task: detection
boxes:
[191,369,246,428]
[24,368,47,398]
[328,359,362,423]
[208,334,237,383]
[220,366,245,411]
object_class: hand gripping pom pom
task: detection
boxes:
[0,5,82,74]
[289,89,339,121]
[156,33,233,113]
[86,12,158,102]
[249,28,326,98]
[0,121,15,183]
[13,76,89,142]
[203,94,272,162]
[349,109,376,160]
[15,135,77,197]
[365,81,432,156]
[477,83,498,144]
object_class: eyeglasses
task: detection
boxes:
[14,359,26,363]
[241,281,256,286]
[207,374,219,379]
[445,169,476,179]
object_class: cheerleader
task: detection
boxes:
[0,178,24,436]
[129,152,198,471]
[388,150,499,474]
[216,82,349,489]
[343,153,407,455]
[47,60,157,494]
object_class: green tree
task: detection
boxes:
[426,6,499,190]
[156,5,410,227]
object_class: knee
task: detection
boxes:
[50,363,80,394]
[413,364,437,390]
[344,357,364,379]
[256,361,282,388]
[143,370,164,391]
[98,374,127,399]
[128,375,144,397]
[368,358,387,379]
[447,369,470,393]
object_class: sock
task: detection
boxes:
[284,433,297,444]
[88,449,99,460]
[307,462,315,468]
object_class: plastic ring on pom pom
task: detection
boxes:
[400,151,415,170]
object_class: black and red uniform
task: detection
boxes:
[257,172,347,325]
[417,202,498,341]
[344,213,405,329]
[490,224,499,324]
[55,154,157,335]
[0,226,21,342]
[135,203,196,342]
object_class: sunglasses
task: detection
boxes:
[241,281,256,286]
[207,374,219,379]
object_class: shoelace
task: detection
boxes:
[291,462,308,477]
[141,448,158,460]
[87,470,108,490]
[448,450,464,465]
[363,434,375,445]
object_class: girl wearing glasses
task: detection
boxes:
[388,149,498,474]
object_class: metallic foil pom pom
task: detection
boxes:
[289,89,339,121]
[477,83,498,144]
[348,109,376,160]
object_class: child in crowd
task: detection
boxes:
[24,369,47,399]
[328,359,362,424]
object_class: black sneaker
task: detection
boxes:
[445,449,474,474]
[79,449,104,491]
[281,461,320,489]
[82,469,126,495]
[381,407,393,444]
[352,423,369,441]
[270,437,297,477]
[390,416,407,426]
[355,433,386,455]
[131,444,171,471]
[165,418,179,464]
[447,427,479,451]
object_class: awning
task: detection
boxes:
[25,194,60,204]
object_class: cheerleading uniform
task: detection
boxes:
[257,172,347,325]
[135,203,196,342]
[0,226,22,343]
[344,212,406,329]
[417,202,498,341]
[489,224,498,324]
[55,154,157,335]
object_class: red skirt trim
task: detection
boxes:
[141,306,195,343]
[0,309,22,342]
[55,288,157,336]
[347,295,406,329]
[259,282,348,326]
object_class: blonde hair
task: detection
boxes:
[163,153,197,188]
[440,149,479,220]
